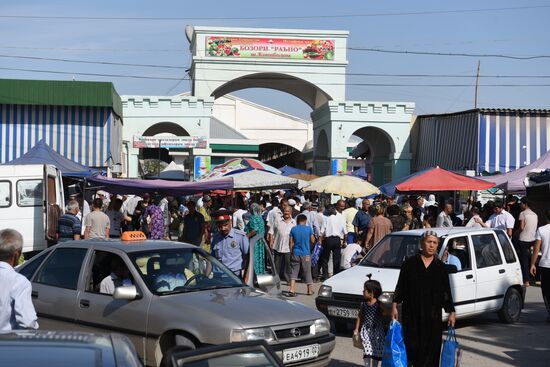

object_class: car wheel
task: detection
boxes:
[498,288,522,324]
[160,334,196,367]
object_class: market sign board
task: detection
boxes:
[206,36,335,60]
[133,136,207,149]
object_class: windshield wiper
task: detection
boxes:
[196,284,244,291]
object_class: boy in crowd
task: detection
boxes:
[288,214,315,296]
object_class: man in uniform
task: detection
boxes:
[210,210,250,278]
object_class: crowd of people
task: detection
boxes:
[54,189,545,290]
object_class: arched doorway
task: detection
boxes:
[259,142,305,170]
[349,126,395,186]
[211,72,332,110]
[140,122,190,177]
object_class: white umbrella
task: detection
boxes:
[305,175,379,197]
[202,169,299,190]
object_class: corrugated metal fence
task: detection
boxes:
[0,104,122,168]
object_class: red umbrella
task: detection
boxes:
[395,167,495,192]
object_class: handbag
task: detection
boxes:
[381,320,407,367]
[352,333,363,349]
[441,326,462,367]
[311,241,323,267]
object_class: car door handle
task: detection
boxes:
[499,269,506,274]
[31,291,38,299]
[79,299,90,309]
[466,274,474,279]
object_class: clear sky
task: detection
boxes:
[0,0,549,118]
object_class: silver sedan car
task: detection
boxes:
[18,239,335,366]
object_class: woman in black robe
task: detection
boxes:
[391,231,456,367]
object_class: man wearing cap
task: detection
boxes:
[211,210,250,278]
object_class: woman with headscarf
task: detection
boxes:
[245,202,266,275]
[391,230,456,366]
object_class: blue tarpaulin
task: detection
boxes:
[279,165,309,176]
[4,140,98,177]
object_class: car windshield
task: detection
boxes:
[359,235,442,268]
[129,248,243,295]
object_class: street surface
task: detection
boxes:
[284,283,550,366]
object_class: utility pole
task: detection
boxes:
[474,60,481,108]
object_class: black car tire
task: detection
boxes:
[161,334,196,367]
[332,320,349,333]
[498,288,522,324]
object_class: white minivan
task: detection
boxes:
[0,164,64,254]
[316,228,525,327]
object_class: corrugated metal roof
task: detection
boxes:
[209,117,248,139]
[0,78,123,117]
[417,108,550,119]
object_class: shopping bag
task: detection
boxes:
[381,320,407,367]
[441,326,462,367]
[311,241,323,267]
[352,333,363,349]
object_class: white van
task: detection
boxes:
[0,164,64,253]
[316,228,525,327]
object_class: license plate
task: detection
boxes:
[282,344,320,364]
[327,306,359,319]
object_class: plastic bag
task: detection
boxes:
[352,333,363,349]
[381,320,407,367]
[311,241,323,267]
[441,326,462,367]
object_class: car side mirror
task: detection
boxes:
[256,274,276,289]
[113,285,138,300]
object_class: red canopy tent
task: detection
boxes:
[394,167,495,192]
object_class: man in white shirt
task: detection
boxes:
[268,206,295,283]
[340,242,363,270]
[320,206,346,278]
[99,257,133,295]
[477,200,515,237]
[517,197,539,285]
[530,209,550,322]
[0,229,38,331]
[436,202,453,228]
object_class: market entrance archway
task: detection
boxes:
[188,25,414,178]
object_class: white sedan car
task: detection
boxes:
[315,228,525,329]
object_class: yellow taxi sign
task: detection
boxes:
[121,231,147,242]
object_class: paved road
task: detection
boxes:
[285,283,550,366]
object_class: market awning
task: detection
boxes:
[202,169,299,190]
[87,176,233,196]
[380,167,495,195]
[5,140,98,178]
[479,149,550,192]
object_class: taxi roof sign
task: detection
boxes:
[121,231,147,242]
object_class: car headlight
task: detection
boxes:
[310,318,330,335]
[318,285,332,298]
[230,328,276,343]
[379,292,394,304]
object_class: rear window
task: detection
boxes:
[0,345,101,367]
[496,230,517,264]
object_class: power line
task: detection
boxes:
[1,5,548,21]
[0,54,187,69]
[348,47,550,60]
[2,66,550,87]
[1,53,550,78]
